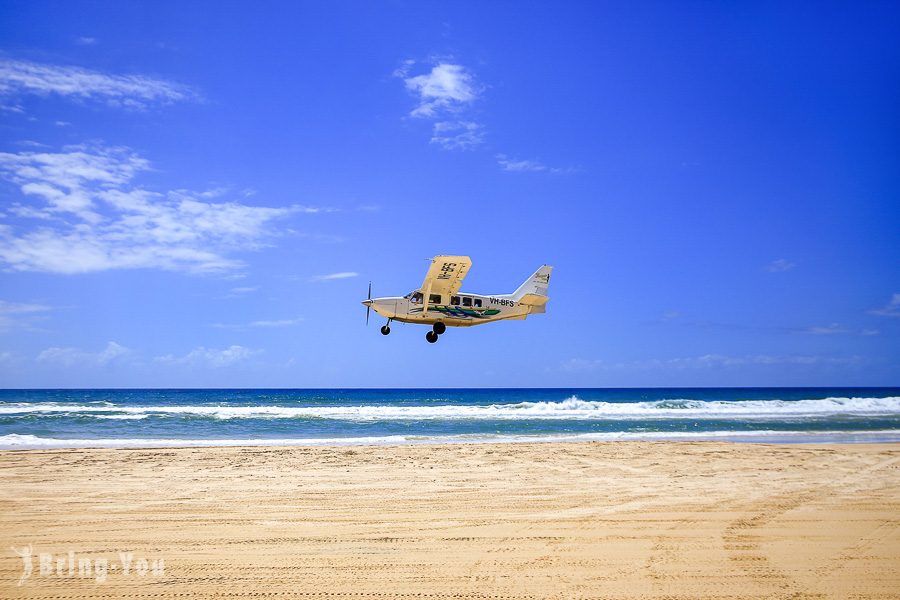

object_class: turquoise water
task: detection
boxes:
[1,388,899,448]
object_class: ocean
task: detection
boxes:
[1,387,899,449]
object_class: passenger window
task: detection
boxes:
[462,297,472,307]
[429,294,442,304]
[474,298,482,307]
[451,296,460,306]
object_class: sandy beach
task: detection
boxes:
[1,441,898,599]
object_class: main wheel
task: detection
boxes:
[432,322,446,335]
[380,325,391,335]
[425,331,438,343]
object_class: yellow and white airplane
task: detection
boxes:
[362,255,552,343]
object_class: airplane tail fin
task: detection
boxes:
[512,265,553,310]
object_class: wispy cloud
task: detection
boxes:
[400,62,480,118]
[229,286,258,295]
[37,341,130,367]
[396,60,484,150]
[75,37,97,46]
[496,155,546,172]
[562,353,863,372]
[870,293,900,318]
[431,121,484,150]
[766,258,796,273]
[213,317,303,329]
[0,300,52,332]
[0,144,316,274]
[495,154,574,174]
[310,271,358,282]
[794,323,879,336]
[660,310,681,322]
[154,345,259,368]
[0,58,199,109]
[800,323,849,335]
[248,318,304,327]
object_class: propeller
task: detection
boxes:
[366,281,372,326]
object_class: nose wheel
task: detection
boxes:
[426,331,438,343]
[380,325,391,335]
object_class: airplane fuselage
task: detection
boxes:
[365,291,534,328]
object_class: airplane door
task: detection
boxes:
[403,294,420,318]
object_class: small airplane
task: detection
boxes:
[362,255,552,343]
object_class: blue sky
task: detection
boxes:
[0,1,898,388]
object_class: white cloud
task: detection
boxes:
[0,299,52,331]
[766,259,796,273]
[213,317,303,329]
[496,154,547,172]
[870,293,900,318]
[75,37,97,46]
[0,145,314,274]
[797,323,883,336]
[563,353,862,372]
[392,59,416,79]
[0,58,198,109]
[402,63,479,118]
[37,341,130,367]
[495,154,573,174]
[229,286,258,294]
[154,345,259,368]
[248,318,303,327]
[431,121,484,150]
[310,271,358,282]
[801,323,849,335]
[397,60,485,150]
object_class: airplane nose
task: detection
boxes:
[362,299,373,307]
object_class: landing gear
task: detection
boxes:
[426,321,445,343]
[380,325,391,335]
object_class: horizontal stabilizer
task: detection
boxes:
[518,293,549,306]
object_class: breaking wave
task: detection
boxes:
[1,396,898,421]
[3,429,899,449]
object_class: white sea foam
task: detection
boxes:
[2,430,899,450]
[0,396,898,421]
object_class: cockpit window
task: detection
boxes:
[410,292,423,303]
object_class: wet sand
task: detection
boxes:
[1,442,898,599]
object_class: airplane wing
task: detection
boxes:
[421,255,472,301]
